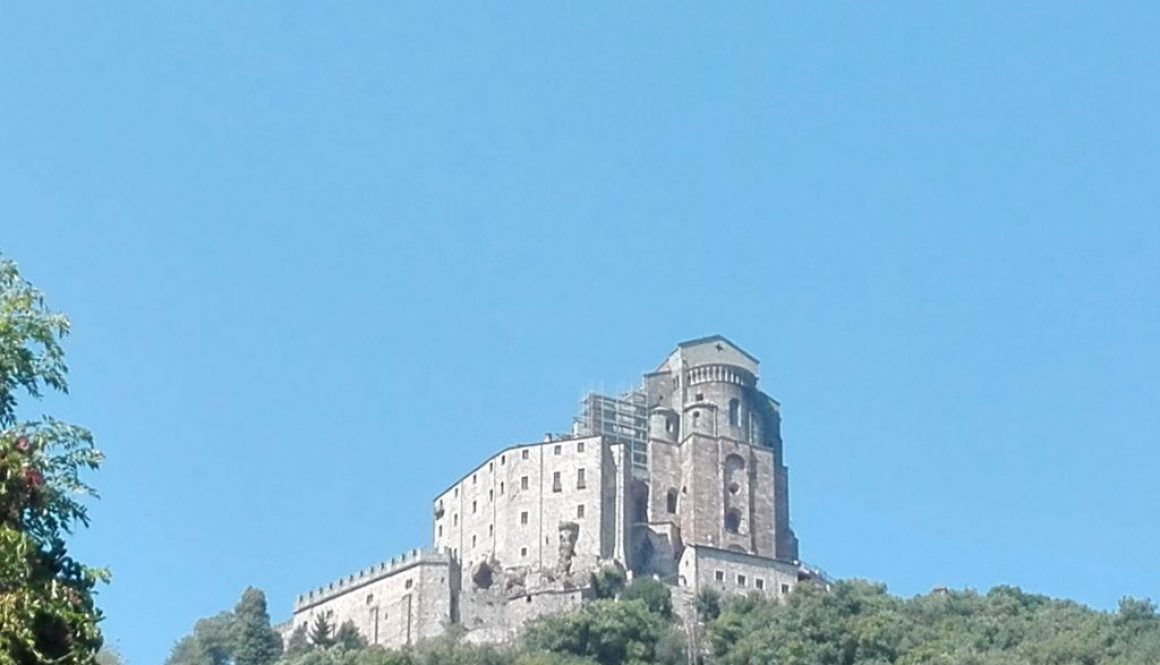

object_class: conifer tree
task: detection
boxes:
[308,614,334,648]
[231,587,283,665]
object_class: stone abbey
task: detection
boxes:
[284,336,815,646]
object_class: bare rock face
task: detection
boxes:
[504,567,528,599]
[556,521,580,577]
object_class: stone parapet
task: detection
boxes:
[293,547,451,611]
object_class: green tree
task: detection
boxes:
[165,612,234,665]
[589,566,626,600]
[233,587,283,665]
[285,624,311,658]
[310,615,335,649]
[621,577,673,619]
[0,255,107,664]
[334,621,367,651]
[524,599,664,665]
[693,588,721,622]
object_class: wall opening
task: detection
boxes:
[630,480,649,523]
[729,399,740,426]
[724,508,741,534]
[666,489,678,513]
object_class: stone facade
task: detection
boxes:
[431,435,625,580]
[290,549,452,647]
[286,336,809,649]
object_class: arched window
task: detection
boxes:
[724,509,741,534]
[728,399,740,426]
[666,489,679,513]
[724,454,746,488]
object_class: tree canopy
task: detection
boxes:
[0,255,106,664]
[177,579,1160,665]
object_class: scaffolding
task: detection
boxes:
[574,389,650,474]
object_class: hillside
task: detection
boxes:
[169,578,1160,665]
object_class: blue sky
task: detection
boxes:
[2,3,1159,663]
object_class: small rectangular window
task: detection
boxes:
[471,535,476,547]
[522,449,529,460]
[437,525,442,537]
[500,482,505,494]
[781,584,791,594]
[489,462,494,472]
[521,511,529,525]
[454,487,459,497]
[577,504,585,518]
[473,474,477,484]
[472,500,477,514]
[453,514,458,525]
[552,471,562,492]
[737,575,746,586]
[501,455,506,465]
[715,570,724,582]
[755,578,765,590]
[489,489,494,502]
[489,524,494,536]
[521,476,529,490]
[520,547,528,557]
[405,580,413,590]
[577,441,585,453]
[576,468,586,489]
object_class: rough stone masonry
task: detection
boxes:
[284,336,819,647]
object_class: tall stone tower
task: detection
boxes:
[629,336,798,576]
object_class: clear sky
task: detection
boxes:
[2,3,1158,663]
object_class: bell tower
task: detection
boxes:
[639,336,798,569]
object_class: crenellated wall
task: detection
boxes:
[290,549,452,648]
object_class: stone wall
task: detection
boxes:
[458,583,587,645]
[432,435,612,582]
[291,549,452,649]
[678,545,799,600]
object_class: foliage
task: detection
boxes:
[165,612,234,665]
[704,580,1160,665]
[620,577,673,619]
[524,599,670,665]
[309,615,335,649]
[0,255,107,664]
[588,566,626,600]
[172,577,1160,665]
[233,587,284,665]
[285,625,310,659]
[334,621,367,651]
[166,587,283,665]
[693,588,721,622]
